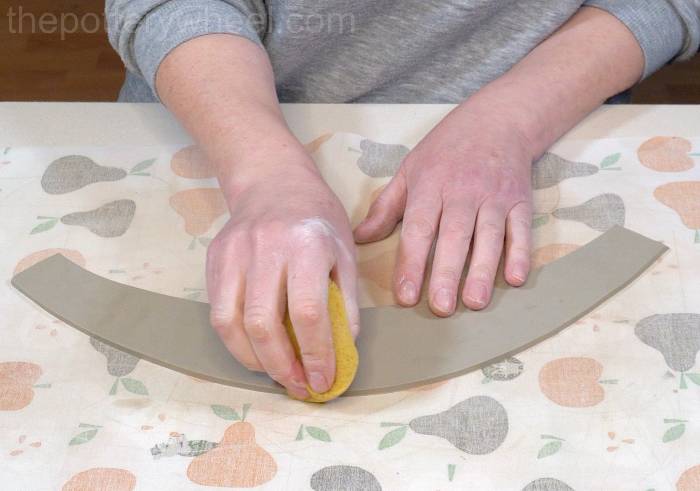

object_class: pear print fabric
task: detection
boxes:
[0,132,699,490]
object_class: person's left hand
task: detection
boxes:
[354,101,534,316]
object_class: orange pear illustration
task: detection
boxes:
[677,464,700,491]
[187,421,277,487]
[62,468,136,491]
[539,357,609,407]
[0,362,43,411]
[638,136,694,172]
[169,188,228,245]
[654,181,700,241]
[171,145,216,179]
[14,248,85,275]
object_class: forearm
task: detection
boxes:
[463,6,644,160]
[156,34,314,200]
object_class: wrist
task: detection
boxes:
[456,86,541,162]
[213,142,319,203]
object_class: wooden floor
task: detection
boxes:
[1,1,699,103]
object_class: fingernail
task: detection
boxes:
[512,270,526,284]
[308,372,329,393]
[434,288,454,313]
[467,283,488,308]
[399,280,418,304]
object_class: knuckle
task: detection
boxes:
[479,222,504,241]
[442,216,473,238]
[252,221,284,244]
[403,215,435,239]
[294,301,325,326]
[299,350,331,371]
[470,263,496,281]
[434,267,461,284]
[510,244,531,258]
[245,319,272,342]
[243,306,274,342]
[396,261,422,278]
[511,215,532,230]
[209,310,233,333]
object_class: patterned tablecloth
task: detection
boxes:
[1,105,700,490]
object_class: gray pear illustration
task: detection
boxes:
[311,465,381,491]
[408,395,508,454]
[522,478,575,491]
[532,153,598,190]
[552,193,625,232]
[482,356,523,381]
[61,199,136,237]
[42,155,127,194]
[90,337,139,377]
[356,139,409,177]
[635,313,700,372]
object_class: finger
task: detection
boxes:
[462,202,506,310]
[288,249,336,393]
[428,197,477,316]
[206,243,262,371]
[504,201,532,286]
[243,262,309,399]
[393,185,442,306]
[332,244,360,339]
[354,171,407,243]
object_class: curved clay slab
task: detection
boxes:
[11,226,665,396]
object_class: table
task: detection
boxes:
[1,103,699,490]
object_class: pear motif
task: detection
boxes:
[538,357,605,407]
[522,477,574,491]
[638,136,694,172]
[635,314,700,372]
[356,139,409,177]
[62,468,136,491]
[408,395,508,454]
[90,338,139,377]
[310,465,381,491]
[482,356,523,381]
[0,362,43,411]
[170,145,216,179]
[42,155,126,194]
[552,193,625,231]
[677,464,700,491]
[169,188,227,237]
[187,421,277,487]
[60,199,136,237]
[654,181,700,230]
[532,152,599,190]
[14,248,85,275]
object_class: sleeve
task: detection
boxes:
[106,0,267,96]
[584,0,700,79]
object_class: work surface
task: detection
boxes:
[1,103,700,490]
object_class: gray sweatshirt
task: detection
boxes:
[107,1,700,104]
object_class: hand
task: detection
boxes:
[206,156,359,399]
[354,102,534,316]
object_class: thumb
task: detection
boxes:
[354,171,407,243]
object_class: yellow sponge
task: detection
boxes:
[284,281,359,403]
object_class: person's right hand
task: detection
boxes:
[206,156,359,400]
